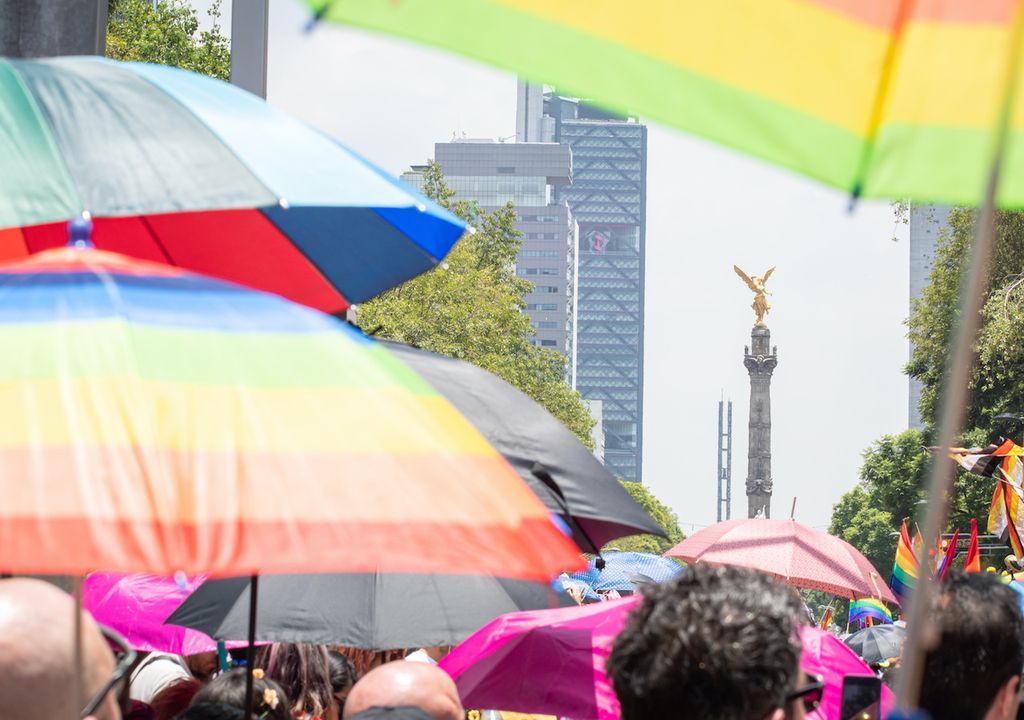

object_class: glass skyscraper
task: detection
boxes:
[518,84,647,483]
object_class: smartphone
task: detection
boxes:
[840,675,882,720]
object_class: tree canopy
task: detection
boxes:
[605,480,685,555]
[830,207,1024,577]
[106,0,230,81]
[358,161,596,447]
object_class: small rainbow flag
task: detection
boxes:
[819,606,833,630]
[890,520,918,604]
[965,518,981,573]
[935,528,960,581]
[849,598,893,627]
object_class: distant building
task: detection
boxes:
[908,205,951,429]
[401,140,579,381]
[518,81,647,483]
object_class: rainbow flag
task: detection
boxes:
[953,440,1024,559]
[819,606,833,631]
[849,598,893,627]
[936,528,960,581]
[965,518,981,573]
[890,520,918,603]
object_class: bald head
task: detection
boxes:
[0,579,120,720]
[343,661,463,720]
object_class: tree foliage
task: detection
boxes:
[106,0,231,81]
[358,161,596,446]
[604,480,685,555]
[831,208,1024,580]
[908,208,1024,435]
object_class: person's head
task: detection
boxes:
[342,661,463,720]
[606,565,805,720]
[919,571,1024,720]
[174,702,246,720]
[254,643,333,718]
[0,578,121,720]
[193,668,291,720]
[183,653,220,684]
[328,651,359,718]
[151,678,201,720]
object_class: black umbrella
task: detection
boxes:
[378,340,664,553]
[844,624,906,666]
[165,573,573,650]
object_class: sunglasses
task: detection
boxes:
[80,625,138,718]
[786,674,825,713]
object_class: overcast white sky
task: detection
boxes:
[210,0,911,533]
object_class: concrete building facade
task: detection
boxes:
[908,205,951,429]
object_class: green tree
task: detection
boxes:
[908,208,1024,434]
[604,480,685,555]
[106,0,231,81]
[358,161,596,446]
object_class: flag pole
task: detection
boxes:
[896,1,1024,709]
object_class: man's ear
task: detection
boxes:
[987,674,1021,720]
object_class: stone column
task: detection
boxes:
[744,325,777,518]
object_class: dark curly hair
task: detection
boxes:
[606,565,803,720]
[919,571,1024,720]
[192,668,291,720]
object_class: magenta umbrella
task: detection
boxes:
[440,596,637,720]
[442,594,894,720]
[666,519,898,605]
[799,625,894,720]
[83,572,251,655]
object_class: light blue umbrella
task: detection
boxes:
[570,551,683,593]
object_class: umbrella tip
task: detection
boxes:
[67,214,94,249]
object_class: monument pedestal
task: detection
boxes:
[744,325,777,518]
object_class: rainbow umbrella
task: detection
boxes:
[0,243,580,579]
[0,56,465,313]
[307,0,1024,206]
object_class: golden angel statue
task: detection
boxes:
[734,265,776,326]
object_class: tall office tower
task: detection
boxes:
[518,84,647,483]
[401,140,579,381]
[908,205,951,429]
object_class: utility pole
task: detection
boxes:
[0,0,107,57]
[230,0,270,98]
[717,398,733,522]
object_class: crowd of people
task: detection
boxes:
[3,564,1022,720]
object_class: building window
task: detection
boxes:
[526,303,558,311]
[497,166,515,174]
[537,321,558,329]
[540,339,557,347]
[520,250,560,258]
[535,286,559,294]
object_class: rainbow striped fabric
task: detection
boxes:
[953,440,1024,559]
[890,520,919,603]
[849,598,893,627]
[310,0,1024,207]
[0,247,582,578]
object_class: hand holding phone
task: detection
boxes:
[840,675,882,720]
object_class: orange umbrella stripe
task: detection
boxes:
[0,449,548,524]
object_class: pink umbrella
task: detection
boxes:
[83,572,250,655]
[440,596,638,720]
[800,625,894,720]
[442,592,893,720]
[666,519,898,604]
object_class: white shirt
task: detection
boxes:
[404,649,438,665]
[128,652,191,703]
